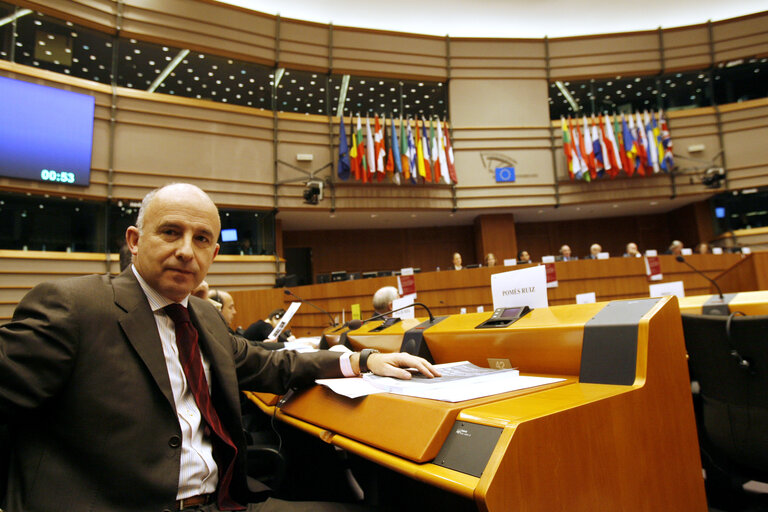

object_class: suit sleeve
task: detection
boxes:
[231,333,344,394]
[0,281,80,420]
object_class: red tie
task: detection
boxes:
[164,303,244,511]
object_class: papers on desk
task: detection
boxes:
[316,361,564,402]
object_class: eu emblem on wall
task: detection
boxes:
[495,167,516,182]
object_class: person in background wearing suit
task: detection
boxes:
[209,289,237,330]
[373,286,399,316]
[242,308,294,344]
[555,245,577,262]
[517,250,531,264]
[666,240,684,256]
[0,183,438,512]
[623,242,641,258]
[451,252,463,270]
[484,253,497,267]
[586,243,602,259]
[694,242,711,254]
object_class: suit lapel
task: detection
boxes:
[112,270,177,412]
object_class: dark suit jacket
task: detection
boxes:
[0,269,343,512]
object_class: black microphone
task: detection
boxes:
[675,255,724,300]
[284,289,337,326]
[348,302,435,330]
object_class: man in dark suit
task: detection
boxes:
[554,244,577,262]
[0,183,437,512]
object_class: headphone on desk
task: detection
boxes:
[725,311,751,371]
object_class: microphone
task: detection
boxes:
[347,302,436,330]
[284,289,337,326]
[675,255,724,300]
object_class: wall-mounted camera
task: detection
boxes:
[702,167,726,189]
[303,179,324,205]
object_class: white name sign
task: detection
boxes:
[491,265,548,310]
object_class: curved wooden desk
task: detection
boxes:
[246,296,707,511]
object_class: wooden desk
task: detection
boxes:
[246,297,707,511]
[232,253,756,337]
[678,290,768,315]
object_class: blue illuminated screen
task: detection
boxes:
[0,76,94,186]
[221,228,238,242]
[715,207,726,219]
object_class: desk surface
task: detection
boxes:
[678,290,768,315]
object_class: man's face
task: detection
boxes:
[591,245,601,256]
[453,253,462,267]
[561,246,571,258]
[220,292,237,326]
[627,243,638,254]
[127,185,220,303]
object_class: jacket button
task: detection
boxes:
[168,435,181,448]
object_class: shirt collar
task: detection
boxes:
[131,264,189,311]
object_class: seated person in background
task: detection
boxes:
[193,280,222,311]
[666,240,684,256]
[623,242,641,258]
[517,250,531,264]
[484,253,497,267]
[586,243,602,259]
[555,244,577,261]
[694,242,711,254]
[452,252,463,270]
[242,308,294,343]
[209,288,237,329]
[373,286,399,316]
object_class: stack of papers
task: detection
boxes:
[316,361,564,402]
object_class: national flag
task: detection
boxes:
[614,114,630,176]
[406,120,418,183]
[572,118,588,181]
[366,116,375,181]
[374,114,386,180]
[443,120,458,184]
[582,116,597,179]
[660,111,675,172]
[591,116,606,177]
[389,115,401,184]
[420,118,433,182]
[561,117,574,180]
[436,119,449,184]
[621,114,636,176]
[415,118,426,180]
[337,115,350,181]
[400,117,410,182]
[644,111,660,173]
[430,118,441,183]
[632,112,648,176]
[350,115,360,180]
[652,111,665,172]
[602,114,620,177]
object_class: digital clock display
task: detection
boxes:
[41,169,76,183]
[0,76,94,187]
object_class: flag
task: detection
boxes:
[356,115,369,182]
[350,115,360,180]
[644,110,660,173]
[400,117,410,182]
[389,115,401,183]
[406,120,418,183]
[436,119,450,184]
[621,114,636,176]
[614,114,629,176]
[415,118,426,180]
[660,111,674,172]
[602,114,620,178]
[430,118,441,183]
[582,116,597,179]
[366,116,375,181]
[561,116,574,180]
[337,115,350,180]
[420,118,433,182]
[374,114,386,180]
[591,116,605,177]
[572,118,588,181]
[443,120,458,184]
[632,112,648,176]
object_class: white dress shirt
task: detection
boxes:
[132,266,218,500]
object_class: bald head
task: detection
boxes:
[137,183,220,236]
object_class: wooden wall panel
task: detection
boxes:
[17,0,117,31]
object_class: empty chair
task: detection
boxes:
[681,313,768,491]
